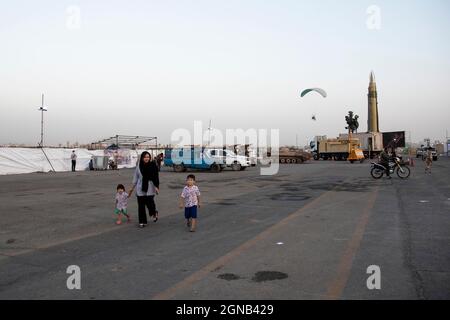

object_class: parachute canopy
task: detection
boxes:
[300,88,327,98]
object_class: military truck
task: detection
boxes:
[338,132,383,159]
[311,136,363,162]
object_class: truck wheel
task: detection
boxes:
[173,164,185,172]
[210,163,221,173]
[298,157,304,164]
[240,166,247,171]
[231,163,241,171]
[291,158,297,164]
[280,158,286,164]
[286,158,291,164]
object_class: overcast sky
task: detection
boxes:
[1,0,449,147]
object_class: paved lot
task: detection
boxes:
[0,158,449,299]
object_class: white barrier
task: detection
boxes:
[0,148,102,175]
[0,147,167,175]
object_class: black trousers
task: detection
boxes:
[137,195,156,224]
[71,160,76,172]
[380,161,390,176]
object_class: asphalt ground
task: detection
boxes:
[0,158,449,299]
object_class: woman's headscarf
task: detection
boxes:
[139,151,153,193]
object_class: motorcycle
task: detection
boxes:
[370,156,410,179]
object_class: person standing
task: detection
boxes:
[128,151,160,228]
[425,148,433,174]
[156,153,164,171]
[71,150,77,172]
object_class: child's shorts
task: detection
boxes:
[115,208,128,215]
[184,205,198,219]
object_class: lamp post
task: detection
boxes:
[37,94,47,147]
[207,119,212,146]
[36,94,55,172]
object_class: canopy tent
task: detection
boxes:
[91,135,157,149]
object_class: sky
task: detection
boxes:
[1,0,449,147]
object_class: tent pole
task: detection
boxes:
[40,147,55,172]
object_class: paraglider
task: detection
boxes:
[300,87,327,121]
[300,88,327,98]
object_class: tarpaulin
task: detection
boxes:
[0,147,165,175]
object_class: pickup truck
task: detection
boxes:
[206,148,251,171]
[164,147,250,173]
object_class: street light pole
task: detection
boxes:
[38,94,47,147]
[36,94,55,172]
[40,94,44,146]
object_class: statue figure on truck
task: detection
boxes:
[345,111,359,133]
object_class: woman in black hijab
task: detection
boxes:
[129,151,160,228]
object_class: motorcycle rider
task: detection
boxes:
[379,147,391,179]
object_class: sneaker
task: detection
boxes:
[139,224,145,228]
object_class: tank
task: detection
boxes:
[278,147,312,164]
